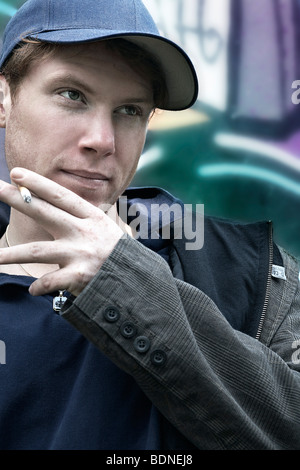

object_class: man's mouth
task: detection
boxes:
[61,169,110,189]
[62,169,110,180]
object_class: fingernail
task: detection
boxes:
[10,167,25,180]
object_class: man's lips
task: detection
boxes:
[60,169,111,191]
[62,169,110,181]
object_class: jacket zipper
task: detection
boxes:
[255,221,273,341]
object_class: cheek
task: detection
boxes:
[5,126,55,178]
[4,112,31,170]
[117,144,144,194]
[121,132,146,172]
[121,125,147,156]
[4,106,72,171]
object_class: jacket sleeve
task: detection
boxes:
[61,236,300,450]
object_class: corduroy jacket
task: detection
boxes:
[1,190,300,449]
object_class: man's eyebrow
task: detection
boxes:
[45,73,94,95]
[46,72,154,104]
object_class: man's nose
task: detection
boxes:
[78,112,115,157]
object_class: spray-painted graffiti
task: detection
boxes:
[144,0,230,111]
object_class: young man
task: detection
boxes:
[0,0,299,450]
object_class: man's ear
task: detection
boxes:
[0,75,11,128]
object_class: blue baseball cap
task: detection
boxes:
[0,0,198,111]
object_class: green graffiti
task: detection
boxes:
[0,1,17,17]
[198,163,300,196]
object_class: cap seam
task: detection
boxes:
[48,0,53,31]
[132,0,137,29]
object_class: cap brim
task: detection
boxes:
[32,29,198,111]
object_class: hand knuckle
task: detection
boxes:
[29,244,42,260]
[40,276,52,290]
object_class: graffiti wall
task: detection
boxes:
[1,0,300,259]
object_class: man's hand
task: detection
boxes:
[0,167,125,297]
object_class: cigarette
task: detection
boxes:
[18,186,32,204]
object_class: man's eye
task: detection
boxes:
[119,105,142,116]
[60,90,82,101]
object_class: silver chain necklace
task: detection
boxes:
[4,225,67,312]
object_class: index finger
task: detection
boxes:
[9,167,106,219]
[0,178,77,235]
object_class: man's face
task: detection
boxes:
[0,41,154,207]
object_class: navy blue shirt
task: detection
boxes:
[0,277,163,450]
[0,272,165,449]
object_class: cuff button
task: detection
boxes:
[103,306,120,323]
[120,321,137,338]
[150,350,167,367]
[134,336,150,353]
